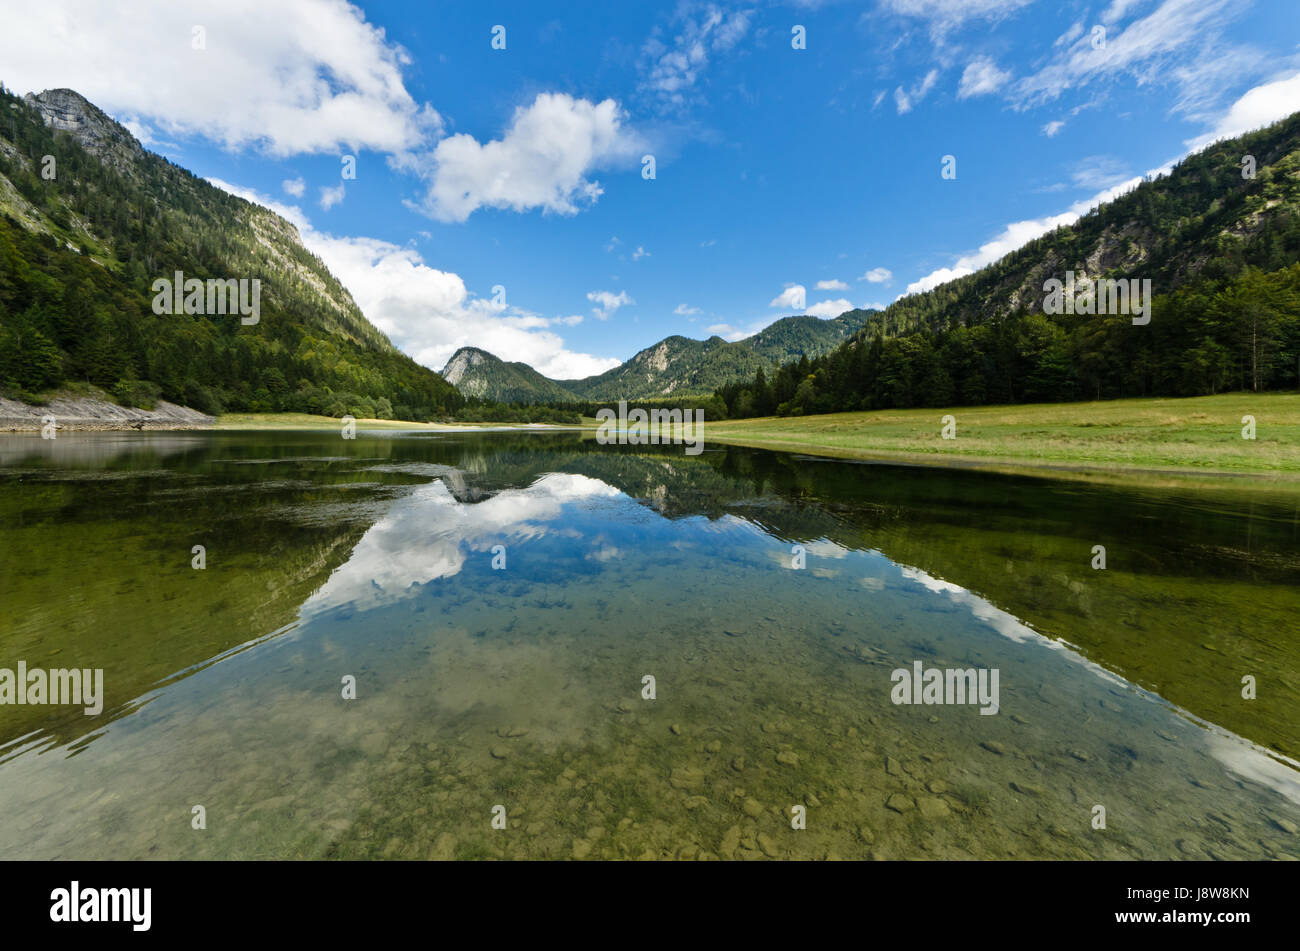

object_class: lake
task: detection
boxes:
[0,430,1297,859]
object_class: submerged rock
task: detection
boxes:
[669,767,705,790]
[917,797,950,820]
[886,793,915,813]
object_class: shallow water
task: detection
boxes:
[0,430,1297,860]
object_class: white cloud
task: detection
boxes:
[880,0,1037,39]
[859,267,892,283]
[1054,22,1086,48]
[816,279,849,290]
[893,68,941,115]
[903,266,976,296]
[632,246,650,260]
[705,323,749,342]
[1011,0,1242,110]
[674,304,701,315]
[1042,120,1066,137]
[916,69,940,99]
[806,298,853,318]
[0,0,441,156]
[1102,0,1143,23]
[282,177,306,197]
[319,183,345,210]
[769,285,807,310]
[207,178,618,379]
[903,212,1077,296]
[1184,70,1300,150]
[419,93,640,223]
[639,6,751,109]
[958,58,1012,99]
[587,290,634,320]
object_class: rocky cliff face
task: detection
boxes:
[23,88,146,176]
[441,348,488,388]
[0,390,215,431]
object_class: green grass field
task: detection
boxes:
[695,393,1300,481]
[217,395,1298,483]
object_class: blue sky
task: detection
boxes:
[4,1,1300,377]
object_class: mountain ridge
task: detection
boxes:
[444,311,871,403]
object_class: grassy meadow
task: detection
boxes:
[686,393,1300,481]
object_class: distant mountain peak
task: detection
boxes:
[442,346,497,387]
[445,309,875,404]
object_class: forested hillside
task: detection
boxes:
[0,86,463,420]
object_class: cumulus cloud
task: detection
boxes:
[674,304,701,315]
[958,58,1012,99]
[806,298,853,318]
[816,279,849,290]
[282,177,306,197]
[319,183,345,210]
[1042,120,1066,137]
[207,178,618,379]
[0,0,441,156]
[587,290,634,320]
[419,93,640,223]
[769,285,807,310]
[859,267,892,283]
[1184,70,1300,150]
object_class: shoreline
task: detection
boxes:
[700,430,1300,490]
[6,393,1297,488]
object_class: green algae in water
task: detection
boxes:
[0,430,1297,860]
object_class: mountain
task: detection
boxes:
[445,311,869,403]
[559,311,867,401]
[442,347,579,403]
[717,111,1300,416]
[0,86,463,420]
[745,312,867,363]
